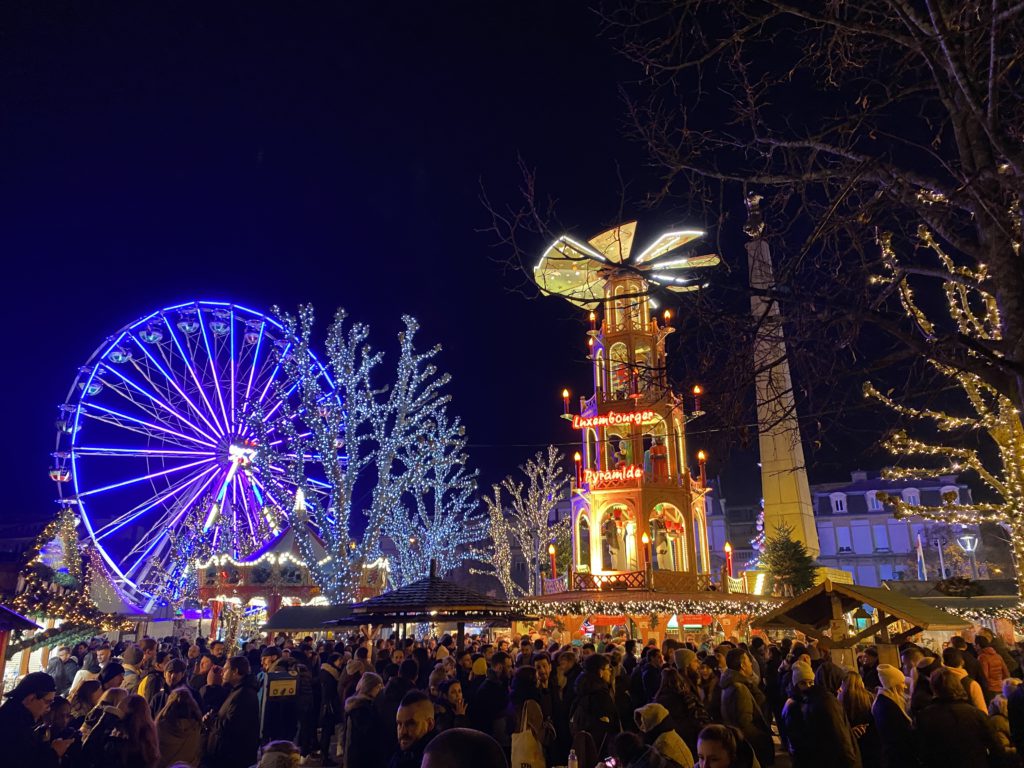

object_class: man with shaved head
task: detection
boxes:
[420,727,508,768]
[391,690,436,768]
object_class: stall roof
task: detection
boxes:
[0,604,40,632]
[261,604,352,631]
[752,579,968,646]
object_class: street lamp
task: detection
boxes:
[724,541,734,578]
[956,533,980,579]
[548,543,557,578]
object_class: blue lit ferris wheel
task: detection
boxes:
[51,301,331,608]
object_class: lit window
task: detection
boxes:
[866,492,883,512]
[902,488,920,506]
[829,493,848,514]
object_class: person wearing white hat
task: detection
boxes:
[871,664,914,768]
[781,661,860,768]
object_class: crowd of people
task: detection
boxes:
[2,625,1024,768]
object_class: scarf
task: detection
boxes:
[876,688,911,723]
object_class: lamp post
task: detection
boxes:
[956,533,980,579]
[931,535,949,578]
[548,543,558,579]
[724,541,734,579]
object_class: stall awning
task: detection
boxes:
[261,605,352,631]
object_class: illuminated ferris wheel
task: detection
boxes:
[51,300,331,608]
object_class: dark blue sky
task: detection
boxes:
[2,3,781,528]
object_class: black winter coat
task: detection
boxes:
[205,674,261,768]
[720,668,775,768]
[344,694,388,768]
[469,672,510,738]
[572,670,621,754]
[0,700,60,768]
[870,693,916,768]
[781,685,860,768]
[915,696,1004,768]
[374,676,416,758]
[655,688,710,755]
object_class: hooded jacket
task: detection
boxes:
[978,646,1011,694]
[572,670,621,754]
[942,664,987,712]
[156,716,202,768]
[635,703,694,768]
[344,693,388,768]
[870,690,915,768]
[720,668,774,768]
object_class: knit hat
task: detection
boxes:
[99,662,125,686]
[121,646,142,666]
[674,648,697,671]
[356,671,383,696]
[472,657,487,676]
[261,645,282,658]
[877,664,904,691]
[791,661,814,686]
[435,645,450,659]
[3,671,56,700]
[634,702,670,733]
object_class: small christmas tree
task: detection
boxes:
[761,523,819,595]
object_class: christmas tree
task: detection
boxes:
[761,523,819,595]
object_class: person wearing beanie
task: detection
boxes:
[782,660,859,768]
[120,645,144,693]
[434,644,450,660]
[635,702,695,768]
[0,672,71,766]
[871,664,914,768]
[674,648,699,676]
[99,661,126,690]
[344,672,386,768]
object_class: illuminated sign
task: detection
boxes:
[572,410,657,430]
[584,465,643,487]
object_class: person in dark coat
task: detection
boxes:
[915,667,1004,768]
[390,690,437,768]
[468,652,511,740]
[720,649,774,768]
[909,655,941,715]
[696,657,722,723]
[870,664,916,768]
[45,647,79,696]
[571,653,621,755]
[318,652,344,765]
[655,666,710,755]
[0,672,69,768]
[204,656,261,768]
[859,647,881,693]
[343,672,387,768]
[375,658,419,759]
[781,661,859,768]
[258,646,301,743]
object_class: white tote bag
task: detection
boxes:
[511,701,547,768]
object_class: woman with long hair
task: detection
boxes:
[155,688,203,768]
[838,671,880,768]
[69,679,104,729]
[112,693,161,767]
[655,666,711,755]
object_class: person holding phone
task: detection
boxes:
[0,671,75,766]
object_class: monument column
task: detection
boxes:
[745,194,820,556]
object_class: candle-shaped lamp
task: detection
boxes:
[548,543,557,578]
[562,388,570,415]
[724,541,733,578]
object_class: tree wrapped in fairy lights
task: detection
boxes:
[384,409,483,587]
[865,228,1024,599]
[476,446,570,597]
[249,306,482,602]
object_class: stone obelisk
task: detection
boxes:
[745,194,820,557]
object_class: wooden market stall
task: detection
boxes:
[752,578,969,668]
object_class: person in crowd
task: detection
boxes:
[950,636,984,682]
[978,635,1012,702]
[146,658,189,715]
[189,655,214,697]
[719,649,773,768]
[433,678,468,732]
[506,665,554,755]
[941,646,986,712]
[375,658,420,758]
[980,628,1022,678]
[858,647,880,692]
[781,660,859,768]
[69,678,103,724]
[607,730,675,768]
[343,671,386,768]
[916,667,1004,767]
[71,644,112,696]
[420,727,508,768]
[155,688,203,768]
[80,692,160,768]
[871,664,915,768]
[46,646,79,697]
[258,645,301,743]
[81,686,130,743]
[988,692,1016,761]
[838,671,879,768]
[635,702,694,768]
[121,645,145,693]
[814,649,846,697]
[469,651,512,739]
[572,652,621,755]
[0,671,72,766]
[255,739,299,768]
[390,690,437,768]
[909,654,941,715]
[203,655,261,768]
[656,663,711,755]
[209,640,228,667]
[696,657,722,722]
[317,651,344,766]
[695,724,759,768]
[639,649,666,705]
[100,661,127,691]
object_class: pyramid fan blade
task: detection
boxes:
[633,231,706,265]
[587,221,637,264]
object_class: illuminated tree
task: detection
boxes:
[865,227,1024,598]
[475,485,523,600]
[250,306,478,602]
[761,523,818,595]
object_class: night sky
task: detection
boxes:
[2,2,769,526]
